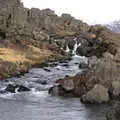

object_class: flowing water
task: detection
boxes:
[0,56,109,120]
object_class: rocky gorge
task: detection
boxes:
[0,0,120,120]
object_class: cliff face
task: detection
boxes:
[0,0,87,79]
[0,0,89,43]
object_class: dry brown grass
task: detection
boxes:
[0,45,53,64]
[0,45,54,79]
[0,48,30,63]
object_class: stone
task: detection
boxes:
[44,68,51,72]
[16,85,30,92]
[5,84,16,93]
[79,62,88,69]
[35,80,48,85]
[48,84,75,97]
[5,84,30,93]
[61,78,75,91]
[81,84,109,104]
[48,85,60,96]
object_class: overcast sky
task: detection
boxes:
[21,0,120,24]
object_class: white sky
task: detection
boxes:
[21,0,120,24]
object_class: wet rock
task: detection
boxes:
[79,63,88,69]
[44,68,51,72]
[0,90,7,94]
[5,84,30,93]
[48,84,75,97]
[15,85,30,92]
[35,80,48,85]
[81,84,109,104]
[61,63,69,67]
[74,62,79,65]
[65,75,69,78]
[48,85,60,96]
[51,72,88,97]
[48,62,58,67]
[5,84,16,93]
[106,102,120,120]
[49,76,77,96]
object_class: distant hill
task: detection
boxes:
[106,20,120,33]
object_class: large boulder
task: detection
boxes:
[48,84,75,97]
[49,73,88,97]
[85,56,120,90]
[81,84,109,104]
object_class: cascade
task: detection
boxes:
[65,45,70,53]
[72,39,81,55]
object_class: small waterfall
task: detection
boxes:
[65,45,70,53]
[72,40,81,55]
[65,38,81,55]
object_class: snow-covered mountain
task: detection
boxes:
[106,20,120,33]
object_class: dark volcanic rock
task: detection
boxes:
[5,84,30,93]
[5,84,16,93]
[79,63,88,69]
[15,85,30,92]
[35,80,48,85]
[44,68,51,72]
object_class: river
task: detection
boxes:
[0,56,109,120]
